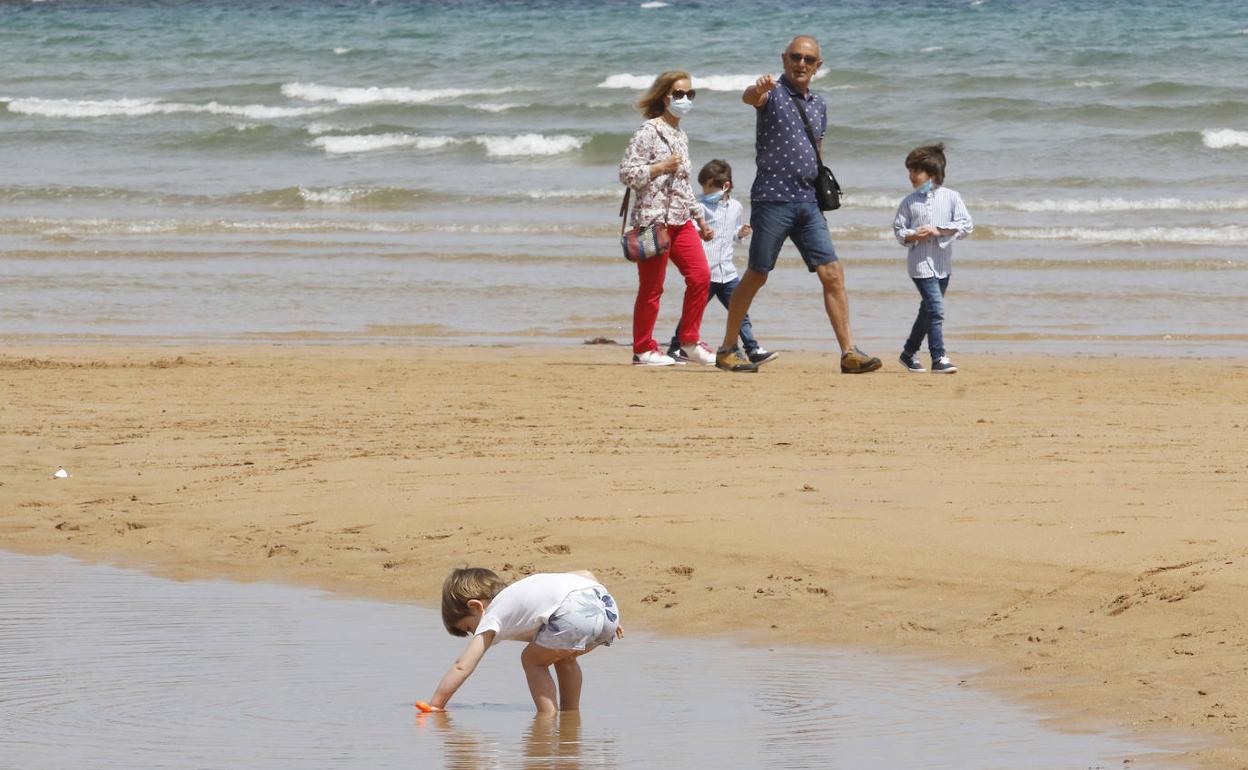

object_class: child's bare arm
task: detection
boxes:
[429,630,495,709]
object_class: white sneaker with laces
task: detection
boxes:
[680,341,716,365]
[633,350,676,366]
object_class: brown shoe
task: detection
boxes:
[840,346,882,374]
[715,347,758,372]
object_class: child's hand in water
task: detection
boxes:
[415,701,445,713]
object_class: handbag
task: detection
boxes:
[618,187,671,262]
[787,89,843,211]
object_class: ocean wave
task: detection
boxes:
[920,46,943,53]
[523,188,619,201]
[597,70,829,91]
[823,224,1248,245]
[1002,197,1248,213]
[0,216,606,238]
[639,1,669,7]
[333,47,351,55]
[1073,80,1113,88]
[468,103,525,113]
[310,132,585,157]
[475,133,585,157]
[4,97,330,120]
[281,82,520,106]
[311,133,462,154]
[982,225,1248,245]
[1202,128,1248,149]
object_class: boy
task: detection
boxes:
[421,567,622,713]
[893,143,973,373]
[667,159,778,366]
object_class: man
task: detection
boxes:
[716,35,882,374]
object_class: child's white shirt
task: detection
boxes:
[475,573,599,642]
[892,185,973,279]
[700,197,744,283]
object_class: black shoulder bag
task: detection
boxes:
[786,89,842,211]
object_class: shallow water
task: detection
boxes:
[0,551,1179,769]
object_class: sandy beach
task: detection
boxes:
[1,344,1244,766]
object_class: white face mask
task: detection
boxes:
[667,96,693,117]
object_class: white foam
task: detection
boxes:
[1074,80,1113,88]
[298,186,370,204]
[1202,128,1248,149]
[310,133,460,154]
[470,103,524,113]
[1005,197,1248,213]
[305,122,338,135]
[598,70,833,91]
[920,46,944,53]
[281,82,518,105]
[640,1,669,7]
[596,73,656,90]
[524,188,619,200]
[1000,226,1248,245]
[474,133,585,157]
[6,97,330,119]
[333,47,352,55]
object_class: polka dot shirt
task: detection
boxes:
[750,75,827,203]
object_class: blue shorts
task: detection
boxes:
[747,200,839,273]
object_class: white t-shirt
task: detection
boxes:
[475,573,598,642]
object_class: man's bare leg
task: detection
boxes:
[816,261,853,352]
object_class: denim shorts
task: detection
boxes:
[747,200,839,273]
[534,586,619,651]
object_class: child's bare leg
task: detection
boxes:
[553,655,583,711]
[521,643,564,713]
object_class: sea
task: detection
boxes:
[2,0,1246,356]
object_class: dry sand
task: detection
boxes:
[2,344,1245,767]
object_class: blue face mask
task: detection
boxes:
[698,190,725,205]
[916,180,933,194]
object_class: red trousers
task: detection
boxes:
[633,220,710,354]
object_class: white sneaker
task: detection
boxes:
[680,341,716,365]
[633,350,676,366]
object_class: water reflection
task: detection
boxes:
[0,552,1176,769]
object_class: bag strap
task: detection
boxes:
[785,87,825,166]
[619,187,631,236]
[620,122,679,233]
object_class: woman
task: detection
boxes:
[618,71,715,366]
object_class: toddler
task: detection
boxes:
[422,567,621,713]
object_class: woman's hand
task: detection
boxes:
[651,155,682,178]
[699,224,715,242]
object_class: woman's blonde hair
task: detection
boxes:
[441,567,507,636]
[636,70,691,119]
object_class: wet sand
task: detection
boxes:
[1,344,1245,768]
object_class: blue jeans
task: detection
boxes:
[669,277,759,354]
[904,275,950,359]
[748,201,838,273]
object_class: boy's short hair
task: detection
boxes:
[441,567,507,636]
[905,143,947,185]
[698,158,733,187]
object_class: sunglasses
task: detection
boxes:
[669,89,697,100]
[787,53,820,66]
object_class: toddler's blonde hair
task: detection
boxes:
[441,567,507,636]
